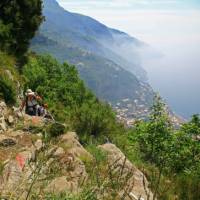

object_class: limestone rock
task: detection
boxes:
[60,132,92,160]
[16,150,33,165]
[45,157,87,194]
[46,146,57,157]
[45,176,77,194]
[23,115,45,129]
[0,116,7,132]
[9,130,25,137]
[45,132,90,195]
[34,139,43,151]
[99,144,154,200]
[0,152,35,197]
[53,147,65,157]
[0,101,7,117]
[8,115,14,125]
[0,160,22,193]
[0,101,7,108]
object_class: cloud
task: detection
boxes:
[57,0,200,11]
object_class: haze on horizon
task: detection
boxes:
[57,0,200,119]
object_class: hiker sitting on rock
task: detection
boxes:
[20,89,42,116]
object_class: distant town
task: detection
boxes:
[113,98,185,128]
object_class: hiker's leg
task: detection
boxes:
[25,107,28,115]
[27,107,34,116]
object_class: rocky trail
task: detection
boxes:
[0,101,153,200]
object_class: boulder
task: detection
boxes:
[0,101,7,108]
[15,150,33,168]
[0,160,23,193]
[8,115,14,125]
[53,147,65,157]
[34,139,43,151]
[99,144,154,200]
[8,129,25,137]
[45,176,78,194]
[45,157,87,194]
[0,101,7,117]
[0,116,7,133]
[45,132,90,194]
[60,132,92,160]
[23,115,45,129]
[0,151,35,197]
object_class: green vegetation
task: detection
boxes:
[0,1,200,199]
[128,95,200,199]
[0,51,18,104]
[0,0,43,64]
[0,75,16,104]
[23,54,123,142]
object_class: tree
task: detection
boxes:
[182,114,200,137]
[174,114,200,174]
[129,94,173,199]
[172,115,200,199]
[0,0,43,64]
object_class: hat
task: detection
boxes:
[25,89,35,96]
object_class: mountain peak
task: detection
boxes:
[44,0,59,6]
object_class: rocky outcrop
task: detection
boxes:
[0,122,154,200]
[99,144,154,200]
[59,132,92,160]
[0,101,153,199]
[0,101,8,133]
[0,131,90,198]
[45,132,90,194]
[0,101,21,133]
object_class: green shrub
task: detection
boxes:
[47,122,66,138]
[0,74,16,104]
[71,101,119,141]
[174,174,200,200]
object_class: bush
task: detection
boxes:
[71,101,118,140]
[0,74,16,104]
[47,122,66,138]
[174,174,200,200]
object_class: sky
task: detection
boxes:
[57,0,200,119]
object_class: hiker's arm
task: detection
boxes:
[36,95,42,101]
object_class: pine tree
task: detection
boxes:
[0,0,43,64]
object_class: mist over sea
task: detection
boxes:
[57,1,200,119]
[142,41,200,119]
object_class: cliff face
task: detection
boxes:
[0,100,153,200]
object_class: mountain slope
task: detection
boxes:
[40,0,147,81]
[31,0,154,115]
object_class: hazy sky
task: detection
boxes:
[57,0,200,119]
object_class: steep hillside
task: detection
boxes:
[0,102,153,199]
[0,52,154,199]
[31,0,154,120]
[1,1,200,199]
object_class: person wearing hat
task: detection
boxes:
[20,89,42,116]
